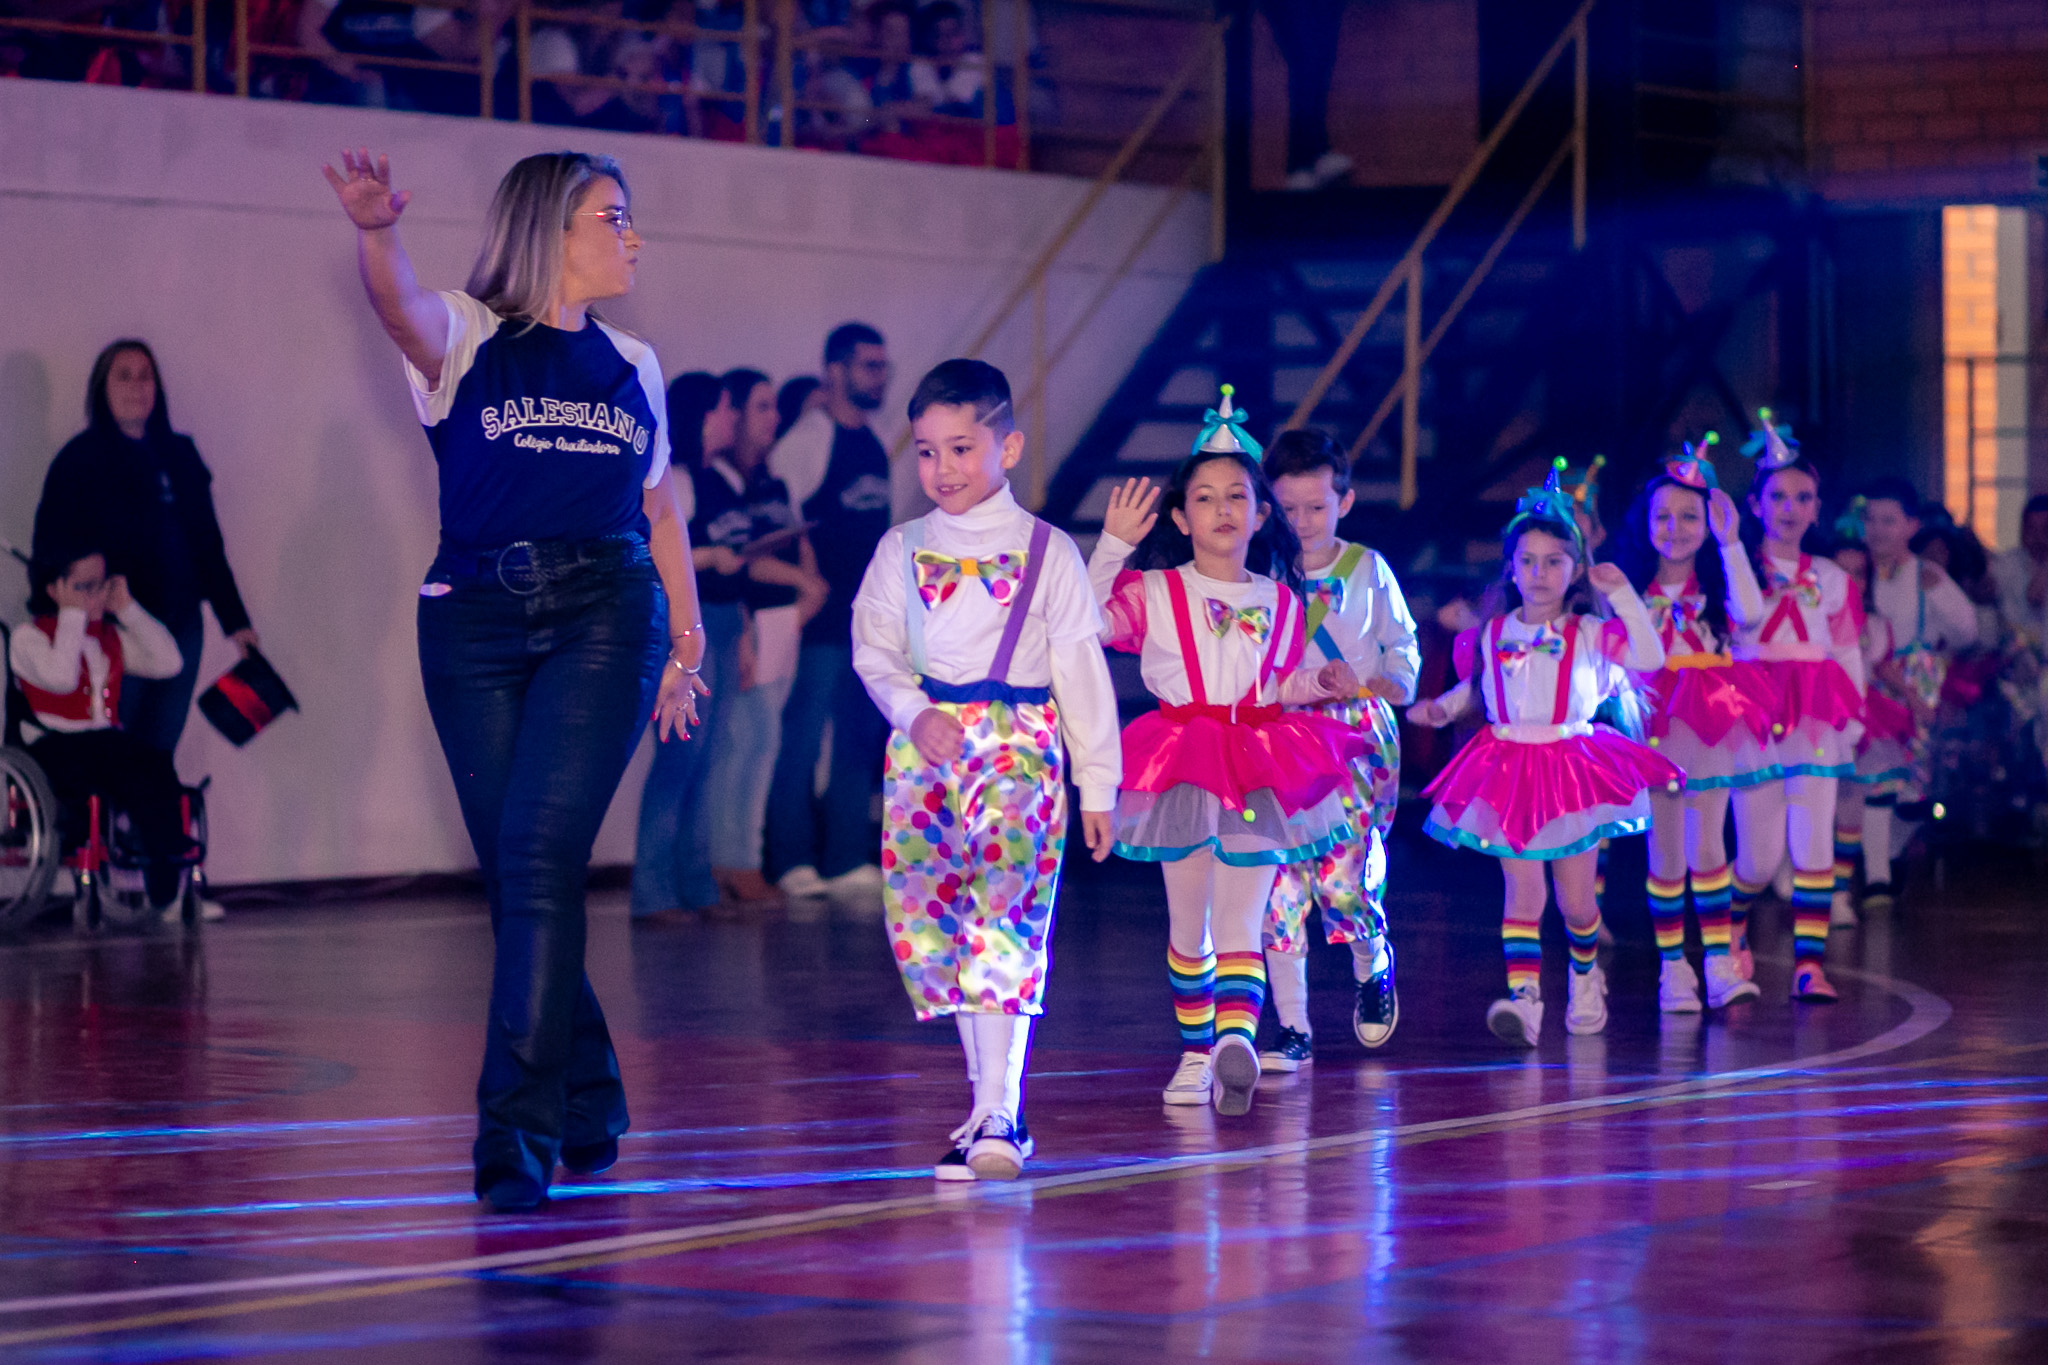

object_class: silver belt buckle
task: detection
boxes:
[494,541,543,596]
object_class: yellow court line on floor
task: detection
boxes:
[0,962,1963,1347]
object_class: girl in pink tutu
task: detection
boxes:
[1407,463,1677,1046]
[1727,411,1865,1001]
[1088,389,1365,1116]
[1827,526,1915,923]
[1610,438,1773,1014]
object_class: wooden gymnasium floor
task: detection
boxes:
[1,824,2044,1362]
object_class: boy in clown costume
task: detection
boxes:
[851,359,1120,1181]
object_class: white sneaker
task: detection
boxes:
[1162,1051,1212,1106]
[1565,965,1608,1036]
[1486,984,1543,1047]
[1830,889,1859,928]
[200,898,226,922]
[1310,149,1354,186]
[777,865,829,898]
[1211,1035,1260,1116]
[823,864,886,896]
[1703,953,1762,1008]
[1658,958,1702,1014]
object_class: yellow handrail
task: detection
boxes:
[1282,0,1596,466]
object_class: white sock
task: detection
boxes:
[1265,947,1310,1033]
[957,1014,979,1105]
[969,1013,1030,1119]
[1350,935,1389,982]
[1864,805,1894,885]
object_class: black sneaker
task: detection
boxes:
[966,1113,1033,1181]
[1258,1027,1313,1072]
[935,1116,1033,1181]
[1353,944,1400,1049]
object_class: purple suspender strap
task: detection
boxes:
[984,517,1052,687]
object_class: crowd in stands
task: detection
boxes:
[0,0,1038,165]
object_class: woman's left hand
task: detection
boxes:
[655,631,709,741]
[231,627,261,658]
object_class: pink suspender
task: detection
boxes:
[1163,570,1209,706]
[1761,554,1812,644]
[1486,614,1578,725]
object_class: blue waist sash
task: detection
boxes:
[921,677,1052,706]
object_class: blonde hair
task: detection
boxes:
[466,152,629,326]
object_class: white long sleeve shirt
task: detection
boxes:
[1087,534,1344,711]
[1643,541,1766,664]
[1437,589,1664,732]
[9,602,184,733]
[1870,554,1979,655]
[851,484,1122,812]
[1298,540,1422,704]
[1732,551,1867,694]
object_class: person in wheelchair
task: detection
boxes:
[9,543,194,910]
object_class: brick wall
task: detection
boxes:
[1810,0,2048,202]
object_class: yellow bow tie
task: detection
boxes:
[914,549,1029,609]
[1205,599,1271,641]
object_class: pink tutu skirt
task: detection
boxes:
[1755,658,1863,777]
[1423,725,1684,860]
[1643,662,1780,791]
[1115,703,1365,866]
[1852,690,1916,790]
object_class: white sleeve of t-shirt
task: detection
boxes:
[402,290,499,427]
[594,320,672,490]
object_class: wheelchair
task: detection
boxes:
[0,620,210,934]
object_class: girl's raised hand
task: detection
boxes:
[1102,477,1160,546]
[1586,562,1630,598]
[1706,487,1741,545]
[321,149,410,231]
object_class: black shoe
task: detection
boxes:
[966,1113,1033,1181]
[1353,944,1399,1049]
[561,1137,619,1176]
[478,1170,547,1212]
[1258,1027,1313,1073]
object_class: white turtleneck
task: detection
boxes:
[851,483,1122,812]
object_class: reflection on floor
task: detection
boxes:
[1,828,2044,1362]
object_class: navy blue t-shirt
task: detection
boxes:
[406,291,670,552]
[688,458,800,609]
[801,423,891,645]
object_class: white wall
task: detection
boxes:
[0,79,1207,884]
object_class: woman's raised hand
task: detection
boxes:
[1102,477,1160,546]
[321,149,410,231]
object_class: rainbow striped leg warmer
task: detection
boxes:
[1833,828,1861,898]
[1791,867,1833,966]
[1647,873,1688,963]
[1213,951,1267,1049]
[1169,945,1216,1052]
[1565,913,1603,975]
[1692,864,1734,958]
[1502,915,1542,994]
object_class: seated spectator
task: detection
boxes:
[295,0,489,113]
[528,25,672,133]
[11,547,192,908]
[910,0,983,115]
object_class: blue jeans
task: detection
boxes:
[763,642,886,879]
[417,554,663,1192]
[631,601,744,914]
[703,668,795,870]
[119,614,204,754]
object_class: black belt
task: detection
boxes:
[436,533,649,595]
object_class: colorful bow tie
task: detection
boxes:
[914,549,1028,608]
[1205,599,1271,641]
[1306,577,1346,617]
[1766,565,1822,609]
[1495,629,1564,672]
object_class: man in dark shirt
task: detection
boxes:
[765,323,895,896]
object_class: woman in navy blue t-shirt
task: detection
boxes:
[324,148,707,1212]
